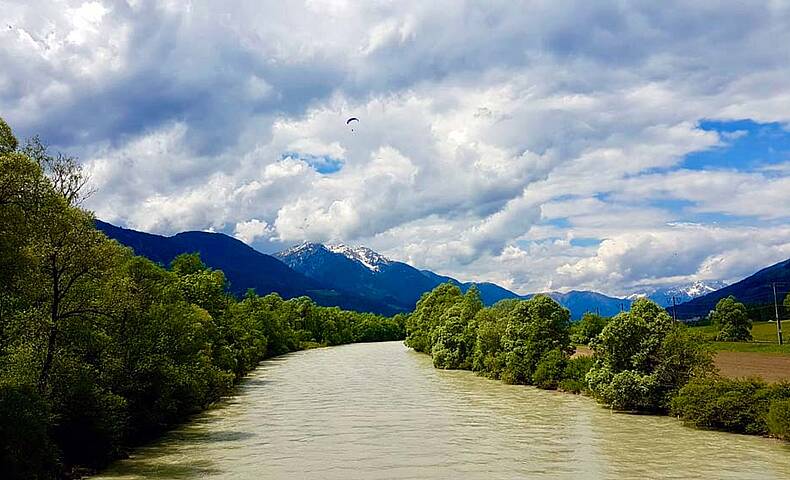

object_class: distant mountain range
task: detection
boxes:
[96,220,786,321]
[673,259,790,319]
[95,221,405,315]
[627,280,729,307]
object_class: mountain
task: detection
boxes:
[95,221,402,315]
[275,242,520,311]
[674,258,790,319]
[640,280,728,307]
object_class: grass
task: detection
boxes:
[687,320,790,355]
[711,342,790,354]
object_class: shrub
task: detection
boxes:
[560,355,593,394]
[767,399,790,440]
[670,377,790,435]
[558,378,586,393]
[533,349,567,389]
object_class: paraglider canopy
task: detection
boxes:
[346,117,359,124]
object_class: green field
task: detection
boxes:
[689,320,790,354]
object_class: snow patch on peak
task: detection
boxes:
[275,241,325,258]
[327,243,391,272]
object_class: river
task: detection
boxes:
[95,341,790,479]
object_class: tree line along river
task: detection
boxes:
[94,341,790,480]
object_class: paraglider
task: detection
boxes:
[346,117,359,132]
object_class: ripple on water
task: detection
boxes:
[94,342,790,480]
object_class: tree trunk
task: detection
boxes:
[38,255,60,394]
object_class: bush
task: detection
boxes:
[671,377,790,435]
[533,349,567,389]
[767,399,790,440]
[604,370,658,411]
[558,379,587,393]
[560,356,593,394]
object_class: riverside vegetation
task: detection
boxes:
[404,283,790,441]
[0,118,404,479]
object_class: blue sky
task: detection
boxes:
[2,1,790,295]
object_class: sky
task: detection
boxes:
[3,0,790,296]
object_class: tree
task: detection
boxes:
[587,298,713,411]
[405,283,463,353]
[0,117,17,153]
[711,296,752,341]
[570,312,608,344]
[471,299,519,378]
[500,295,572,385]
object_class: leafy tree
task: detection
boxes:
[471,299,519,378]
[587,298,713,411]
[0,117,17,153]
[430,287,482,369]
[570,312,608,344]
[501,295,572,385]
[711,296,752,341]
[405,283,463,353]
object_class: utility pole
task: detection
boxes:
[671,295,678,323]
[773,283,784,345]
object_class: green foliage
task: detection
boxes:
[671,377,790,435]
[570,312,608,344]
[587,298,713,412]
[0,117,405,479]
[533,349,567,390]
[431,289,482,369]
[767,399,790,440]
[405,283,463,353]
[501,295,572,385]
[559,356,593,393]
[471,299,518,378]
[0,117,17,154]
[711,296,752,341]
[405,286,574,388]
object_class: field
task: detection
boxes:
[574,320,790,382]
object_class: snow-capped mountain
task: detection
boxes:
[326,244,391,272]
[641,280,727,307]
[275,242,522,310]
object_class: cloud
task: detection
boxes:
[234,219,275,244]
[3,0,790,295]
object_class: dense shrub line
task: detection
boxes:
[404,283,790,441]
[0,118,404,479]
[405,284,582,390]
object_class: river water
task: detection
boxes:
[95,341,790,479]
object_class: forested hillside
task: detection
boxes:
[0,118,404,479]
